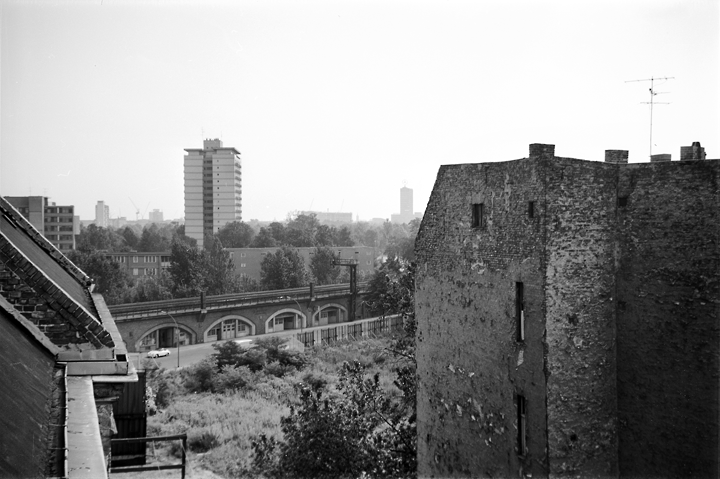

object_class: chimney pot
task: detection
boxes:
[680,142,706,161]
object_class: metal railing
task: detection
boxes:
[110,433,187,478]
[109,282,368,321]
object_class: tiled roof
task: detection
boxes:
[0,197,114,348]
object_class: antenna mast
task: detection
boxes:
[626,76,674,158]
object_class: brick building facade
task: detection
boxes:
[415,143,718,478]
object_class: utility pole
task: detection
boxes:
[625,76,674,158]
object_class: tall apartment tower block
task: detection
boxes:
[184,139,242,248]
[95,201,109,227]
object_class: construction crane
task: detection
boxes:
[129,198,140,221]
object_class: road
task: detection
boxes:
[127,330,296,371]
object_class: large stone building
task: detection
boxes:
[5,196,79,251]
[184,138,242,248]
[415,143,718,478]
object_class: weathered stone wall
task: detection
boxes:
[616,160,719,478]
[543,157,619,477]
[416,157,549,478]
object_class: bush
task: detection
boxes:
[212,365,254,393]
[188,429,221,453]
[184,357,217,393]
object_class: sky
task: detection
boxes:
[1,0,718,223]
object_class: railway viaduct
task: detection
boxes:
[110,283,372,352]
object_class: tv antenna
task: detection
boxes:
[625,76,674,158]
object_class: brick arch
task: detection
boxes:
[312,303,348,325]
[134,322,196,351]
[204,315,256,342]
[266,308,306,333]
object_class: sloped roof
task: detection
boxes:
[0,197,114,348]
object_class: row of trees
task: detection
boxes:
[69,214,420,304]
[76,213,420,257]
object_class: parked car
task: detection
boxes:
[147,348,171,358]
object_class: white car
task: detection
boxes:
[147,348,171,358]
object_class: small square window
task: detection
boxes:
[618,196,628,207]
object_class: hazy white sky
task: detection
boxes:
[1,0,718,222]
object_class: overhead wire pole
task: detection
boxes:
[625,76,674,158]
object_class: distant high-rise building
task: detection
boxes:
[148,209,164,223]
[184,138,242,248]
[4,196,79,251]
[391,186,417,224]
[95,201,110,227]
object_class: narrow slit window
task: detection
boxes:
[516,282,525,342]
[472,203,484,228]
[528,201,535,218]
[517,394,527,455]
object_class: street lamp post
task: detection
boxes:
[161,310,180,369]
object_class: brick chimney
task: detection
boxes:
[680,141,706,161]
[529,144,555,158]
[605,150,629,164]
[650,154,672,163]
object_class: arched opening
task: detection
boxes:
[135,323,195,352]
[312,303,348,327]
[204,315,255,342]
[266,308,306,333]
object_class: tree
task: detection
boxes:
[76,224,125,252]
[251,227,277,247]
[138,223,172,252]
[335,226,354,246]
[66,249,132,304]
[216,221,256,248]
[364,257,415,318]
[260,246,308,290]
[202,236,239,296]
[168,238,205,297]
[268,222,286,245]
[121,226,139,250]
[252,361,416,479]
[285,213,320,247]
[309,246,341,285]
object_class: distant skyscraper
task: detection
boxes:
[391,186,416,224]
[148,209,164,223]
[95,201,110,227]
[184,139,242,248]
[400,186,413,217]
